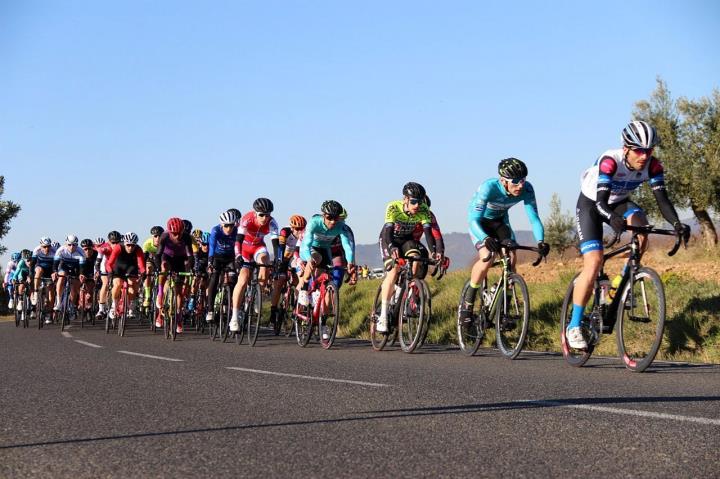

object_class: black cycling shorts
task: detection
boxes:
[575,193,644,254]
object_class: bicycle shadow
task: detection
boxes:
[664,294,720,358]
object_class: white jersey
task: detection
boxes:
[580,148,665,204]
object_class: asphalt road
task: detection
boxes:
[1,316,718,478]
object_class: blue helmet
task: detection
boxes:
[11,252,21,262]
[200,231,210,245]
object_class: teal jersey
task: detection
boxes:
[300,214,355,263]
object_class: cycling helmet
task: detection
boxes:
[402,182,426,199]
[253,197,274,214]
[498,158,528,180]
[321,200,343,217]
[182,219,193,234]
[21,249,32,260]
[227,208,241,218]
[11,252,21,262]
[108,231,122,243]
[95,237,105,245]
[123,232,139,245]
[289,214,307,229]
[66,235,79,245]
[80,238,94,248]
[339,208,348,220]
[200,232,210,244]
[52,241,61,249]
[40,237,52,246]
[192,228,203,240]
[219,210,237,225]
[150,225,164,236]
[166,217,184,234]
[622,120,659,149]
[425,195,431,208]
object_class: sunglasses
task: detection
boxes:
[631,147,654,156]
[152,234,160,238]
[408,198,423,205]
[257,213,269,218]
[507,177,526,185]
[324,214,339,221]
[222,223,234,228]
[41,245,50,249]
[82,246,91,250]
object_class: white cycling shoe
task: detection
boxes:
[566,326,588,349]
[376,314,388,333]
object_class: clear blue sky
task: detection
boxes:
[2,0,719,264]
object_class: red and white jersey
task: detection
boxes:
[237,211,279,246]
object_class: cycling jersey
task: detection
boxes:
[11,259,30,282]
[331,223,355,260]
[142,237,158,255]
[412,210,445,255]
[278,227,301,260]
[300,214,355,264]
[380,200,436,258]
[106,244,146,277]
[235,211,279,248]
[468,178,544,245]
[95,242,114,275]
[194,247,209,273]
[32,245,56,270]
[4,260,16,285]
[156,231,192,259]
[209,223,236,258]
[81,249,98,277]
[53,245,86,275]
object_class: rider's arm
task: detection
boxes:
[208,226,218,259]
[277,227,289,260]
[234,233,245,258]
[269,219,280,260]
[468,191,490,244]
[339,223,355,264]
[648,157,681,226]
[429,211,445,255]
[299,219,316,261]
[52,249,61,273]
[105,244,119,273]
[522,182,545,242]
[594,156,623,223]
[135,247,146,275]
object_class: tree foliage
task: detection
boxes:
[544,193,576,258]
[0,176,21,256]
[632,78,720,247]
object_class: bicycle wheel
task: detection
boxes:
[247,283,262,346]
[320,283,340,349]
[456,280,485,356]
[14,293,21,327]
[495,273,530,359]
[118,290,128,337]
[616,267,665,372]
[559,273,595,367]
[221,289,233,343]
[59,288,69,332]
[295,301,313,347]
[399,279,429,353]
[22,293,30,328]
[369,284,390,351]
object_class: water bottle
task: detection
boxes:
[599,279,611,305]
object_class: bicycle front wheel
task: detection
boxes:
[247,284,262,347]
[399,279,429,353]
[456,280,484,356]
[118,291,128,337]
[320,283,340,349]
[559,273,595,367]
[295,301,313,347]
[616,267,665,372]
[495,273,530,359]
[369,284,390,351]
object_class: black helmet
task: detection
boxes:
[402,182,426,199]
[182,219,193,234]
[21,249,32,260]
[498,158,528,180]
[108,231,121,243]
[321,200,343,217]
[424,195,431,208]
[150,225,164,236]
[253,198,274,214]
[80,238,94,248]
[227,208,241,218]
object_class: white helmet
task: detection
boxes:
[622,121,659,149]
[66,235,79,245]
[219,210,238,225]
[122,232,139,245]
[40,236,52,246]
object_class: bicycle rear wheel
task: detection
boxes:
[399,279,429,353]
[247,283,262,347]
[320,284,340,349]
[495,273,530,359]
[456,280,485,356]
[118,290,128,337]
[22,294,30,328]
[559,273,595,367]
[616,267,665,372]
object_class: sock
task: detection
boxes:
[569,304,584,329]
[380,300,388,318]
[463,282,481,305]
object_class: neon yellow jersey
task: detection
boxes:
[191,237,200,254]
[383,200,432,238]
[142,237,157,255]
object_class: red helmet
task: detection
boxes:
[166,217,184,234]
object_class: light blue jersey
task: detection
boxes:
[467,178,544,244]
[300,214,355,263]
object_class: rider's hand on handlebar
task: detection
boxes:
[537,241,550,257]
[347,263,358,285]
[234,255,244,270]
[609,215,626,235]
[674,222,691,244]
[390,247,400,260]
[481,237,500,253]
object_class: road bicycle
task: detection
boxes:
[294,267,340,349]
[78,278,96,327]
[233,262,272,347]
[457,242,543,359]
[111,275,139,337]
[275,275,296,337]
[560,225,684,372]
[158,271,193,341]
[210,263,237,342]
[56,273,80,333]
[13,280,30,328]
[188,272,208,334]
[35,276,55,329]
[370,256,438,353]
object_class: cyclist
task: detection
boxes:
[79,239,98,315]
[269,214,306,326]
[155,217,193,332]
[106,232,146,319]
[460,159,549,322]
[3,252,20,309]
[329,208,358,288]
[230,198,279,332]
[376,183,439,333]
[95,231,121,318]
[205,209,239,323]
[189,231,210,311]
[30,237,56,318]
[297,201,356,313]
[11,249,33,310]
[566,121,690,349]
[52,235,86,316]
[141,225,164,309]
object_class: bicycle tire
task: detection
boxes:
[118,289,128,337]
[320,283,340,349]
[247,283,262,346]
[495,273,530,359]
[456,280,485,356]
[616,267,665,372]
[295,302,313,347]
[369,283,390,351]
[22,294,30,328]
[559,273,594,367]
[14,293,21,327]
[399,279,429,353]
[59,286,70,332]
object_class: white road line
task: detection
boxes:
[61,331,73,338]
[523,399,720,426]
[117,351,184,362]
[74,340,103,349]
[226,367,390,388]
